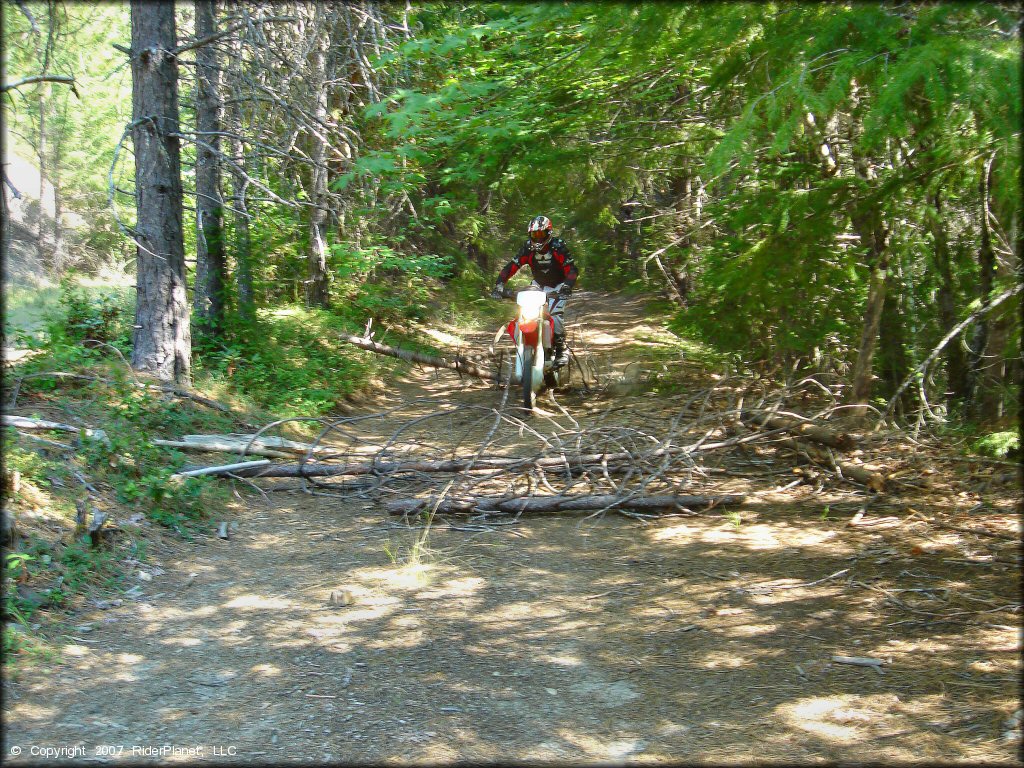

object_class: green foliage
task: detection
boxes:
[971,432,1020,460]
[193,305,394,418]
[54,277,131,349]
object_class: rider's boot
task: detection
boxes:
[552,333,569,368]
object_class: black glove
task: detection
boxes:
[490,283,505,300]
[558,283,572,297]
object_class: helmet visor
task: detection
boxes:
[529,230,548,243]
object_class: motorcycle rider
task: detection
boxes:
[491,215,578,367]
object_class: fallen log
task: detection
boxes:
[154,433,348,459]
[153,439,295,459]
[341,334,497,382]
[2,414,108,443]
[776,436,885,492]
[741,410,857,450]
[179,434,340,456]
[213,451,641,478]
[172,459,271,479]
[386,493,746,516]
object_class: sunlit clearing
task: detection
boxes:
[423,327,464,346]
[731,622,779,637]
[10,704,59,720]
[383,562,434,589]
[161,636,204,647]
[558,731,643,759]
[224,594,294,610]
[701,651,749,669]
[779,696,877,743]
[417,575,484,599]
[540,653,585,668]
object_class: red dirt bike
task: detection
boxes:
[491,284,567,412]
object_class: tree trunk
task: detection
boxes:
[930,192,969,408]
[969,154,1010,423]
[967,155,996,407]
[849,207,890,406]
[37,81,49,271]
[192,0,226,337]
[878,260,911,410]
[225,30,254,324]
[305,3,330,309]
[129,0,191,384]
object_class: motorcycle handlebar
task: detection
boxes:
[491,285,564,300]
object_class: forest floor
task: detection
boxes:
[3,291,1022,765]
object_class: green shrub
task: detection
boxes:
[972,431,1020,459]
[55,277,131,349]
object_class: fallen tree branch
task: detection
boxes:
[882,282,1024,421]
[385,493,746,516]
[172,459,271,479]
[775,436,886,491]
[153,439,295,459]
[2,414,108,443]
[153,434,346,460]
[207,451,642,478]
[741,410,858,450]
[341,334,497,382]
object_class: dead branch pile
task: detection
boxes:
[168,372,906,523]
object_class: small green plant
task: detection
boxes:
[819,505,830,521]
[727,510,743,528]
[972,431,1019,460]
[55,277,130,347]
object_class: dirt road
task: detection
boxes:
[4,292,1020,764]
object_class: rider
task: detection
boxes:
[491,215,578,367]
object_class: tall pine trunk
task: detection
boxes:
[305,2,330,308]
[192,0,226,337]
[226,31,254,324]
[849,206,890,406]
[930,191,969,409]
[129,0,191,384]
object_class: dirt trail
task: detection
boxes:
[4,292,1020,764]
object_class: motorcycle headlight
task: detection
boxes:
[516,290,545,322]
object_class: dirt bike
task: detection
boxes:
[491,284,567,412]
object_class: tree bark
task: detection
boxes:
[225,26,254,324]
[970,154,1010,423]
[848,207,890,406]
[930,191,969,407]
[739,411,858,450]
[192,0,226,337]
[878,261,911,409]
[129,0,191,384]
[305,2,331,309]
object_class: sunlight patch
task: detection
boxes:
[778,694,899,743]
[417,575,484,599]
[558,731,644,758]
[423,327,464,346]
[223,594,293,610]
[251,663,281,677]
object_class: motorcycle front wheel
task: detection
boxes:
[521,346,534,412]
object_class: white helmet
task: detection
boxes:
[527,215,553,252]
